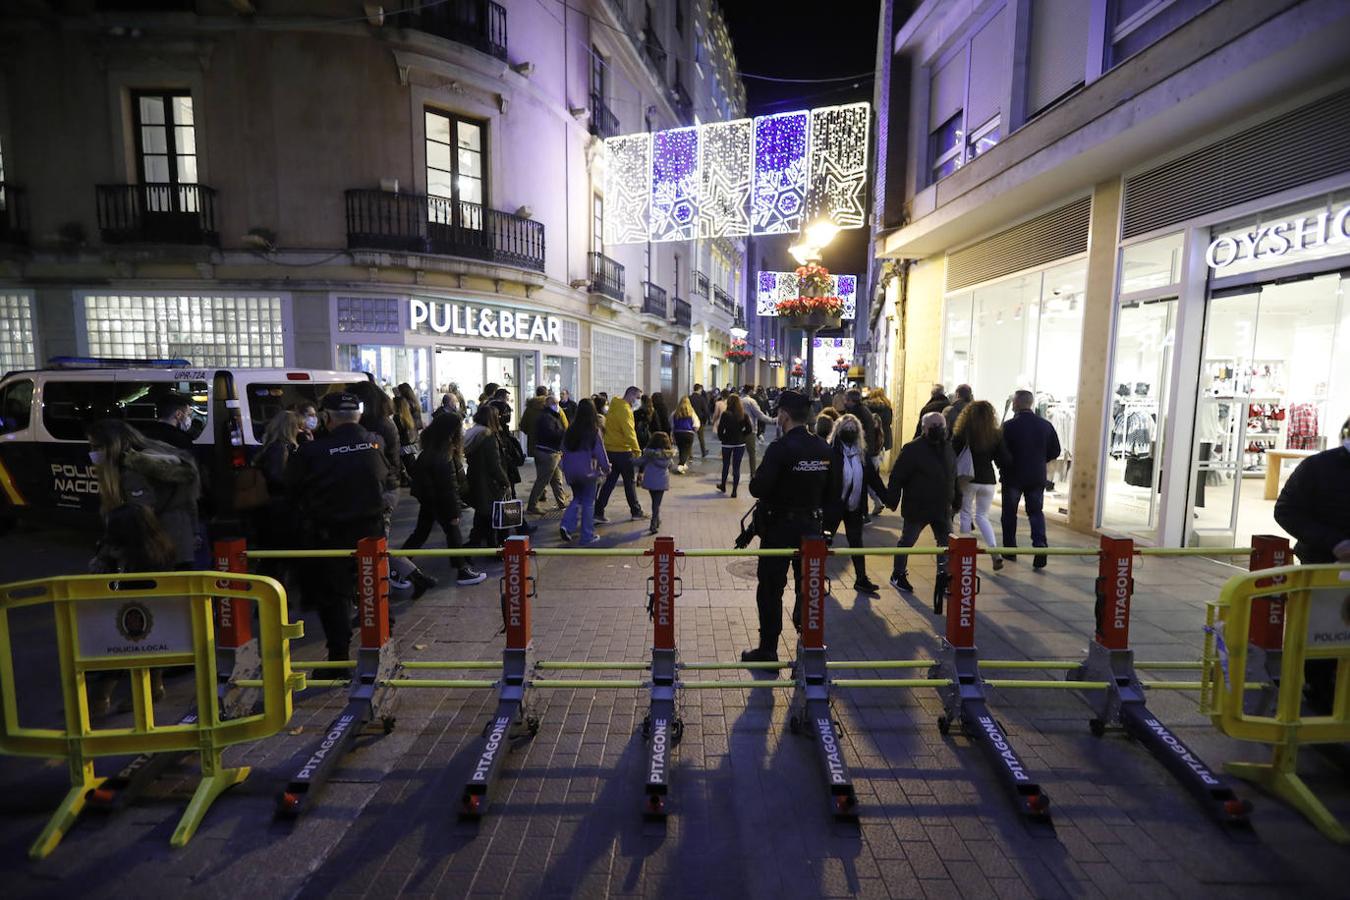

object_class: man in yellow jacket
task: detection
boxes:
[595,385,646,522]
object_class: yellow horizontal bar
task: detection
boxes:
[534,661,649,670]
[682,661,788,670]
[1138,547,1253,557]
[833,678,952,688]
[385,679,498,689]
[234,678,348,689]
[986,679,1109,690]
[677,680,797,689]
[1136,661,1205,670]
[244,545,1251,561]
[529,679,646,689]
[400,661,500,670]
[981,660,1079,670]
[291,660,357,670]
[827,660,933,669]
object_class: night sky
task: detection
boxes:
[719,0,880,283]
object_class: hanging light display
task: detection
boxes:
[603,102,871,244]
[757,270,858,319]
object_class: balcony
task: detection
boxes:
[0,184,28,246]
[642,24,667,80]
[345,189,545,272]
[587,251,625,302]
[672,296,691,328]
[641,281,668,319]
[415,0,508,62]
[96,184,219,246]
[589,93,621,139]
[692,271,709,298]
[713,285,735,313]
[672,81,693,124]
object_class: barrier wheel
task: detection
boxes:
[833,719,845,739]
[1088,718,1106,738]
[481,720,492,739]
[672,719,684,743]
[937,715,950,735]
[526,716,541,736]
[382,715,397,735]
[789,715,801,735]
[641,716,652,740]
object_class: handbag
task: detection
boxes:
[232,465,270,512]
[955,445,974,488]
[492,493,525,530]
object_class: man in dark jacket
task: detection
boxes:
[913,384,951,438]
[944,384,973,433]
[139,393,197,451]
[526,391,569,514]
[689,384,711,458]
[885,412,958,592]
[286,391,389,669]
[998,390,1061,569]
[1274,415,1350,714]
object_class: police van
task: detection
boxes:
[0,358,369,531]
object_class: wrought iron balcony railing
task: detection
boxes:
[713,285,734,313]
[589,93,621,139]
[96,184,219,246]
[415,0,508,62]
[346,189,545,272]
[641,281,668,318]
[692,271,709,297]
[587,251,625,302]
[0,184,28,246]
[672,297,691,328]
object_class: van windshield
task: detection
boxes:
[245,381,351,440]
[43,379,208,441]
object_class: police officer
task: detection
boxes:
[285,392,389,672]
[742,389,832,663]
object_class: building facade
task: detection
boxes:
[0,0,750,414]
[870,0,1350,548]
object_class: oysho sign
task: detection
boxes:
[1206,204,1350,270]
[409,298,561,343]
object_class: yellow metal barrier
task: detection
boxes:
[1204,562,1350,843]
[0,572,304,859]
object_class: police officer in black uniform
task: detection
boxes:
[742,389,833,663]
[285,392,389,670]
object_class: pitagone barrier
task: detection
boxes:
[0,571,302,858]
[1204,561,1350,843]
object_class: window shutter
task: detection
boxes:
[967,8,1009,130]
[1026,0,1090,115]
[929,46,968,132]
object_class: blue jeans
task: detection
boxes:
[1000,483,1047,548]
[563,478,599,541]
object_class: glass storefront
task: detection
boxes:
[939,258,1087,516]
[83,294,285,366]
[336,344,434,411]
[0,292,36,372]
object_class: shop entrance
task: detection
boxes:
[1187,271,1350,548]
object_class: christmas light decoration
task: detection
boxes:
[802,336,855,359]
[806,102,870,229]
[751,110,809,235]
[699,118,753,238]
[756,271,858,319]
[725,337,753,362]
[651,127,700,242]
[603,133,651,245]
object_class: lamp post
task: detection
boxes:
[729,323,749,387]
[787,217,841,398]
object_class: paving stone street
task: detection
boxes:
[1,436,1348,899]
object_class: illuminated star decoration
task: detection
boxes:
[698,119,753,238]
[807,103,870,229]
[651,127,700,242]
[603,133,652,245]
[751,110,810,235]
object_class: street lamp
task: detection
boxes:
[787,213,840,394]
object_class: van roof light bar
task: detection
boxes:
[46,356,193,370]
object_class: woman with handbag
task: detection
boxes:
[952,400,1010,570]
[558,399,610,545]
[403,412,486,586]
[465,405,512,548]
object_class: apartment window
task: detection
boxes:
[133,91,199,210]
[590,46,606,103]
[645,241,653,285]
[675,0,685,35]
[592,194,604,255]
[927,5,1008,185]
[1026,0,1090,116]
[425,109,485,224]
[1107,0,1213,67]
[930,114,964,182]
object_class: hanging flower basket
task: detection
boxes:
[777,287,844,330]
[725,337,753,363]
[791,364,804,377]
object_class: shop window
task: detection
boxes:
[0,378,32,434]
[336,296,400,334]
[133,91,200,212]
[1119,233,1183,293]
[337,344,434,414]
[544,354,578,400]
[593,329,636,394]
[42,378,206,442]
[0,292,37,372]
[425,109,486,225]
[1206,193,1348,279]
[83,294,284,367]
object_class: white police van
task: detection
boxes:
[0,357,367,531]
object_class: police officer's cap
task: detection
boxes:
[778,390,811,417]
[320,391,362,413]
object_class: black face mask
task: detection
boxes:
[924,428,944,443]
[839,429,858,444]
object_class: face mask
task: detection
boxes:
[89,450,104,465]
[304,416,319,430]
[549,402,559,412]
[839,428,858,444]
[178,416,193,432]
[631,400,641,412]
[1343,437,1350,452]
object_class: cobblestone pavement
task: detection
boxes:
[1,436,1348,899]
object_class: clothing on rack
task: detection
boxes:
[1287,402,1320,450]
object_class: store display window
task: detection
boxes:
[84,294,284,367]
[336,344,433,413]
[939,259,1087,516]
[1188,271,1350,548]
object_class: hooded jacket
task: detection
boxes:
[117,447,201,565]
[519,396,549,456]
[464,425,510,511]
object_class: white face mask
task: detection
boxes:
[178,416,193,432]
[89,450,104,465]
[1343,437,1350,452]
[304,416,319,430]
[631,399,641,412]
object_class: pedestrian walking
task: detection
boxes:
[716,393,753,497]
[636,431,676,534]
[672,396,700,472]
[913,384,951,438]
[595,385,646,521]
[392,394,419,486]
[559,398,610,544]
[250,410,302,591]
[86,419,200,568]
[634,393,654,450]
[525,390,569,515]
[824,413,886,595]
[815,407,839,440]
[284,392,388,673]
[464,405,513,549]
[739,389,773,474]
[396,382,425,432]
[951,400,1009,570]
[402,412,486,586]
[690,384,711,458]
[137,392,196,451]
[998,389,1061,568]
[559,388,578,420]
[742,390,832,663]
[651,391,673,438]
[884,411,958,593]
[944,384,973,434]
